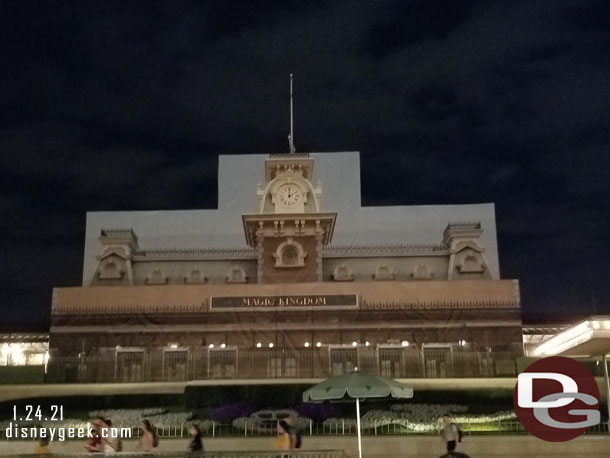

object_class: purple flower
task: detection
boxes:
[294,403,341,422]
[210,402,256,423]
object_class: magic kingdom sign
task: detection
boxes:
[210,294,358,311]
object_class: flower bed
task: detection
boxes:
[320,404,517,433]
[88,408,194,427]
[232,409,311,433]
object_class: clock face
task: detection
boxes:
[277,184,303,207]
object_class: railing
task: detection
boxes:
[2,420,608,441]
[10,452,346,458]
[45,349,528,383]
[152,421,608,437]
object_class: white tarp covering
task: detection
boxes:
[83,152,499,284]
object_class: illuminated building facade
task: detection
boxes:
[48,152,523,382]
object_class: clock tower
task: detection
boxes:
[242,153,337,283]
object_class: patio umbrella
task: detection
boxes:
[303,371,414,458]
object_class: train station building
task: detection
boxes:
[48,152,523,382]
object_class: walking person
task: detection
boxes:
[136,419,158,453]
[102,418,120,455]
[188,423,204,455]
[34,438,50,454]
[275,420,297,452]
[85,417,104,453]
[441,414,461,453]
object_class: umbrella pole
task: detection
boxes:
[356,397,363,458]
[602,354,610,434]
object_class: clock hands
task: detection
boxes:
[279,186,299,204]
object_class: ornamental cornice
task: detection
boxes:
[100,227,138,242]
[52,303,206,316]
[322,243,447,258]
[268,153,311,158]
[133,247,257,261]
[362,300,519,310]
[444,221,482,231]
[449,241,485,254]
[52,299,519,316]
[96,247,131,260]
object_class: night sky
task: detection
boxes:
[1,1,609,328]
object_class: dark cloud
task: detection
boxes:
[1,0,609,326]
[364,0,478,59]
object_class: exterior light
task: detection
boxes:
[352,341,358,347]
[116,345,121,350]
[365,341,370,347]
[592,322,601,329]
[304,342,310,348]
[169,344,178,349]
[604,321,610,329]
[256,342,262,348]
[459,339,467,346]
[10,346,24,364]
[534,320,593,356]
[220,343,226,349]
[268,343,274,348]
[208,344,214,349]
[401,340,409,347]
[316,342,322,347]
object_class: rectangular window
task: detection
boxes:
[330,348,358,375]
[423,347,451,378]
[116,350,145,382]
[267,354,298,378]
[163,350,189,381]
[378,348,403,378]
[209,349,237,379]
[285,357,297,377]
[269,357,282,378]
[26,353,45,366]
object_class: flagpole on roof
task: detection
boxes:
[288,73,296,154]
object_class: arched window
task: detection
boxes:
[273,239,306,268]
[185,269,206,284]
[332,264,354,281]
[146,269,168,285]
[373,264,394,281]
[281,245,299,265]
[457,250,485,273]
[98,259,124,280]
[226,266,247,283]
[411,263,434,280]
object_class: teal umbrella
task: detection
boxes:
[303,372,413,458]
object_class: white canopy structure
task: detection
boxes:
[533,316,610,433]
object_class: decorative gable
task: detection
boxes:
[332,264,354,282]
[226,266,248,284]
[184,269,207,284]
[146,269,168,285]
[97,258,125,280]
[457,250,486,273]
[374,264,394,281]
[411,263,434,280]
